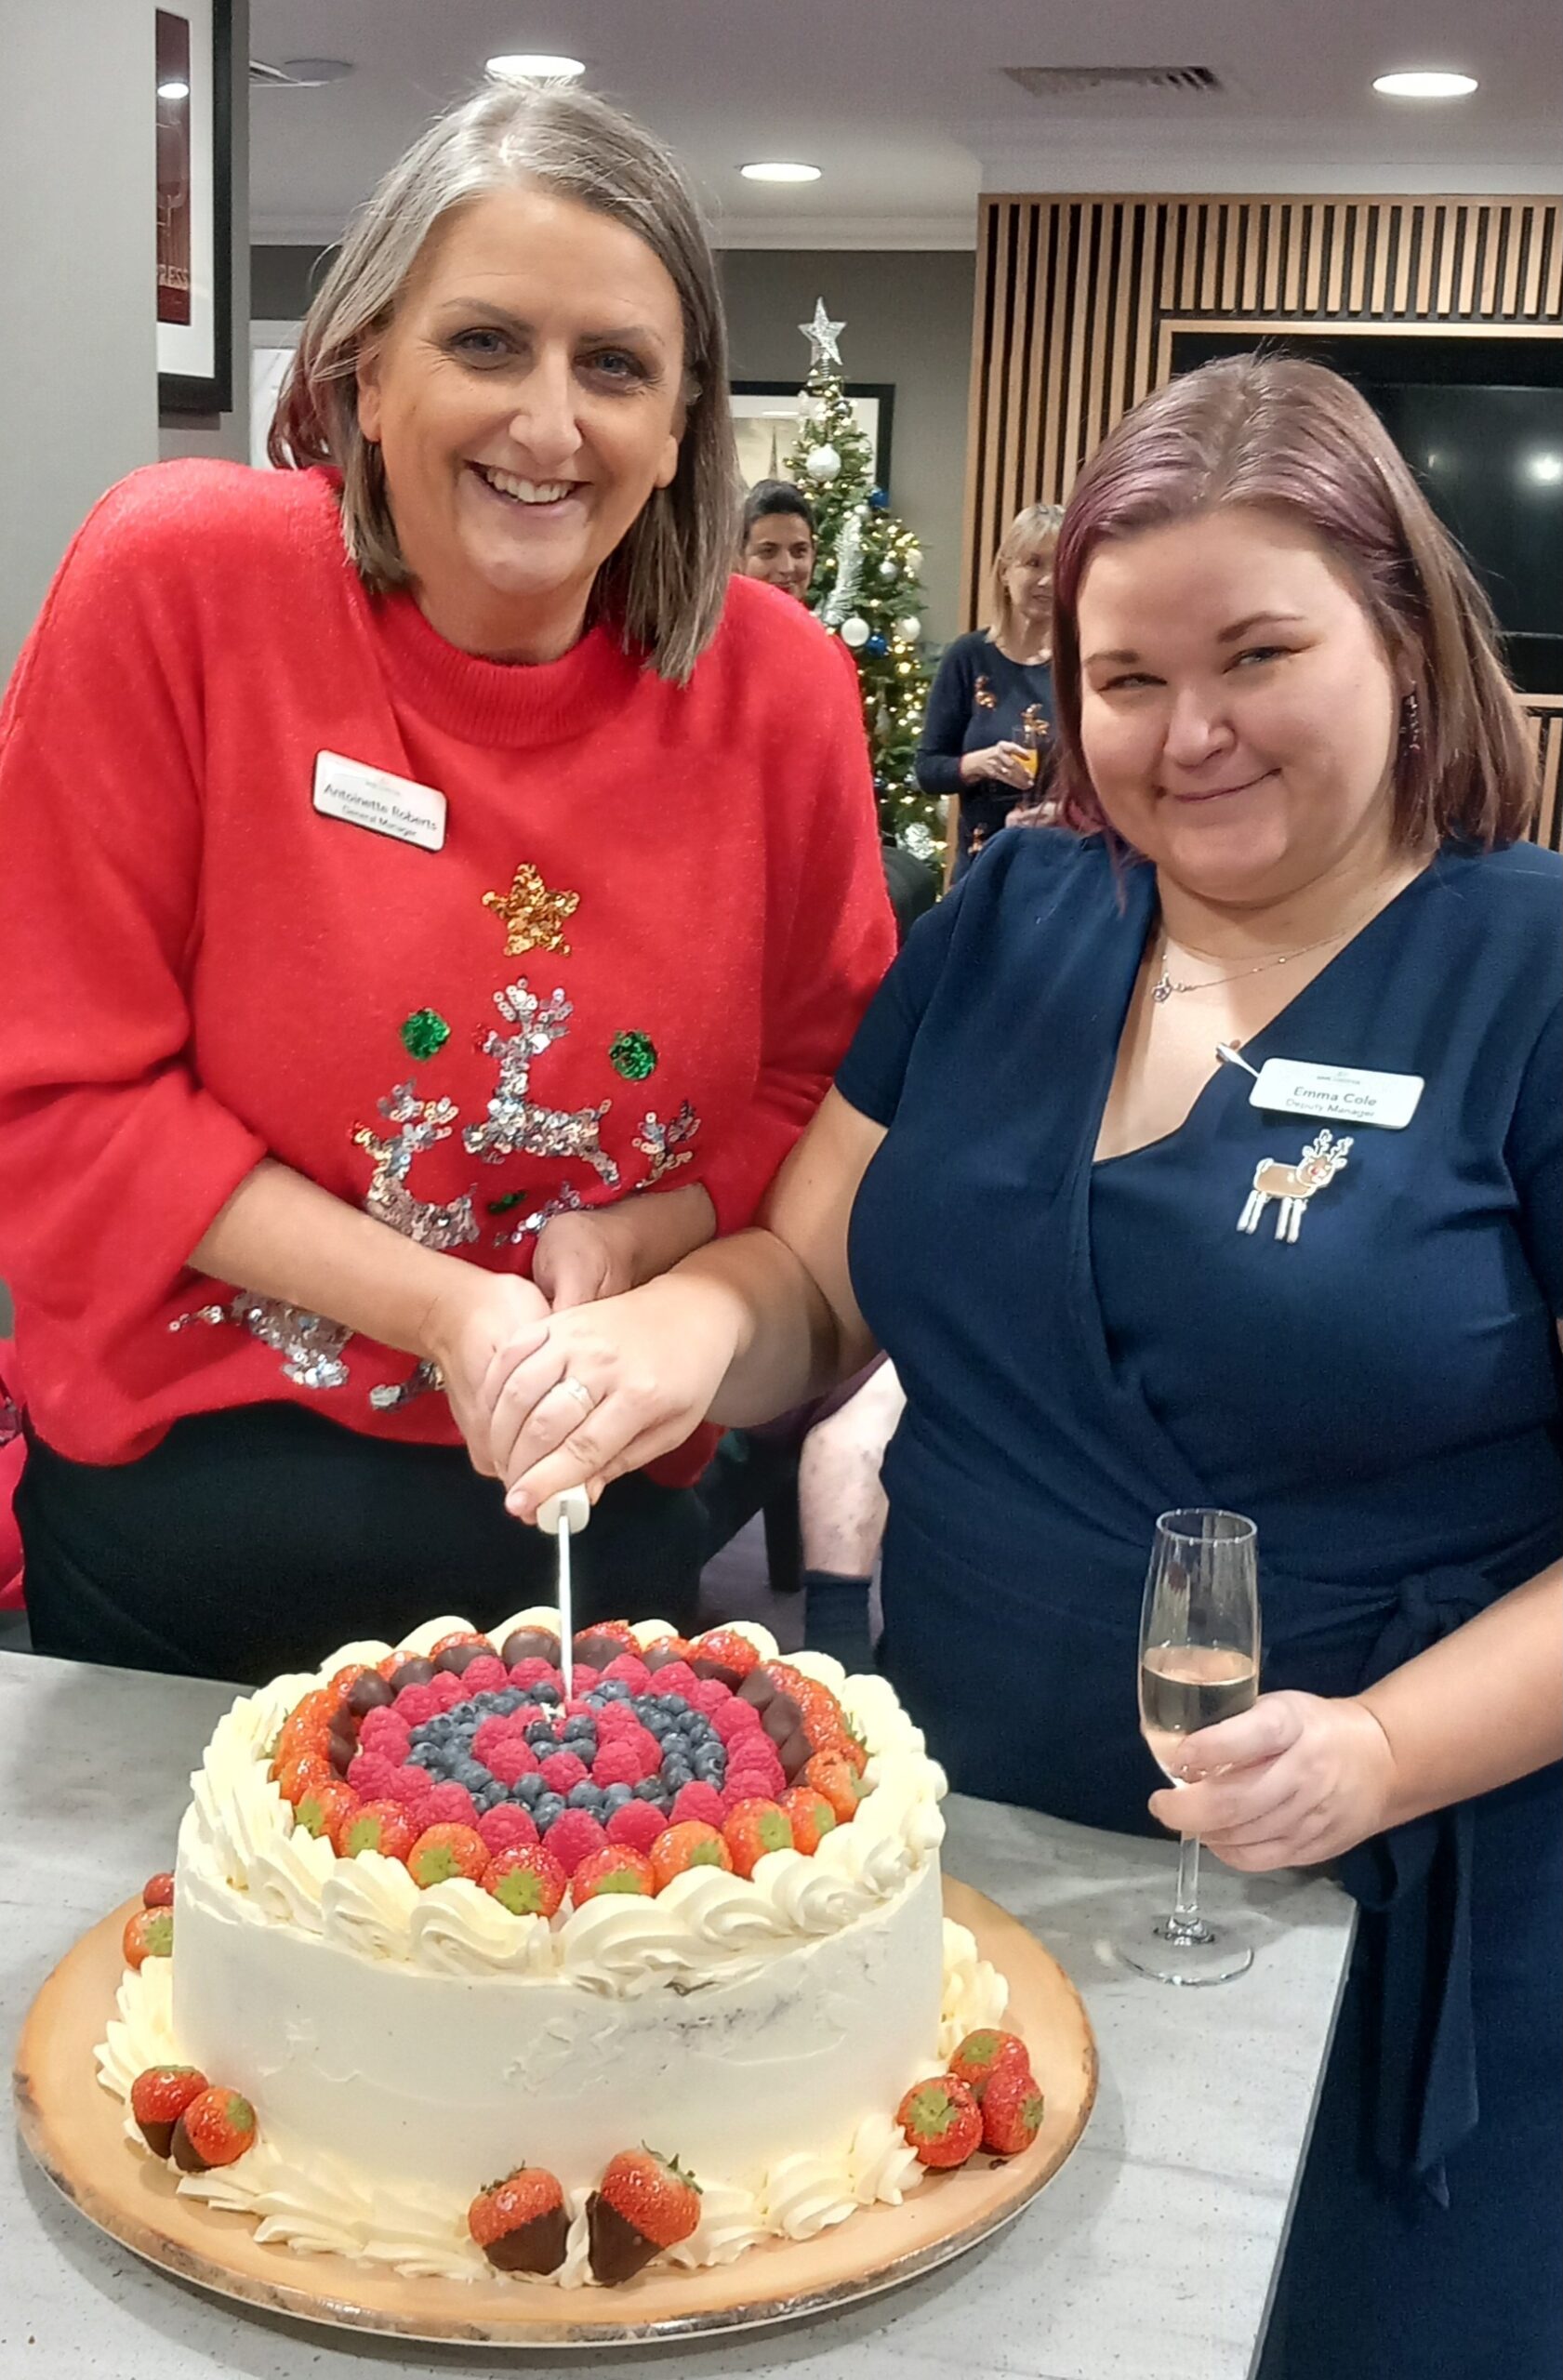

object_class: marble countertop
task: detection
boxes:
[4,1649,1353,2380]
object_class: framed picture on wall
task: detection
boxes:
[731,381,894,497]
[156,0,232,411]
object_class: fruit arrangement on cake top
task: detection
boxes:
[266,1620,871,1904]
[94,1606,1008,2294]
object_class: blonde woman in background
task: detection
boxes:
[915,501,1063,877]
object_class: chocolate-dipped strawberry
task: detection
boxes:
[567,1631,622,1675]
[467,2165,569,2273]
[129,2066,208,2158]
[641,1637,695,1675]
[687,1629,762,1690]
[586,2148,701,2283]
[775,1726,815,1783]
[388,1656,436,1692]
[433,1639,495,1677]
[327,1715,360,1776]
[347,1672,395,1719]
[171,2086,258,2172]
[571,1621,639,1675]
[499,1626,561,1669]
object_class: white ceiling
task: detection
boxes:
[249,1,1563,249]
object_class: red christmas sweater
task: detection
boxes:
[0,462,894,1476]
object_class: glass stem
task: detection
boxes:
[1170,1830,1202,1935]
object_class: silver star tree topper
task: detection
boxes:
[800,298,846,373]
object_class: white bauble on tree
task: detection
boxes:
[895,615,923,643]
[804,443,841,483]
[840,615,870,650]
[878,558,899,581]
[902,545,923,580]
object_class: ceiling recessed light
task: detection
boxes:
[1372,70,1478,99]
[740,161,822,184]
[280,58,355,86]
[1525,452,1563,485]
[486,52,586,81]
[156,78,190,100]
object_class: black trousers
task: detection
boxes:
[18,1405,706,1686]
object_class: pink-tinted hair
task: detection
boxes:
[1048,353,1536,847]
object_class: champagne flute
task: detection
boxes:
[1120,1509,1260,1987]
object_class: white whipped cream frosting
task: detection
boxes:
[180,1613,948,1990]
[95,1906,998,2284]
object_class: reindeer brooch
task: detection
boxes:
[1238,1128,1353,1243]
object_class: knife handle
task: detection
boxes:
[536,1486,591,1537]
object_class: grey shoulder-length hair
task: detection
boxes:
[270,80,738,684]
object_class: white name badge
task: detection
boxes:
[1251,1058,1424,1130]
[311,751,447,852]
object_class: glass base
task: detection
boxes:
[1118,1912,1253,1987]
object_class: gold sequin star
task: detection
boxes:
[482,862,580,958]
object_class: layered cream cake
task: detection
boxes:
[96,1612,1010,2285]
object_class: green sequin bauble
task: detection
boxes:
[400,1008,451,1061]
[609,1030,658,1082]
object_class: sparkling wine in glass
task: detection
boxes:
[1121,1509,1260,1987]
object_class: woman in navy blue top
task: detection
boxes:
[489,357,1561,2380]
[915,503,1061,876]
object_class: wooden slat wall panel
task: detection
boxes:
[964,193,1563,838]
[1527,707,1563,853]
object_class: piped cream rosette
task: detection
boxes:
[179,1615,949,1991]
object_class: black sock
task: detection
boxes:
[802,1569,875,1675]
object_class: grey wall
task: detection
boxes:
[0,0,159,675]
[158,0,250,467]
[251,244,976,644]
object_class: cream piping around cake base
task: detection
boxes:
[96,1907,1008,2284]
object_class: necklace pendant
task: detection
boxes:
[1237,1128,1354,1243]
[1150,972,1174,1004]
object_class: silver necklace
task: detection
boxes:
[1149,923,1352,1005]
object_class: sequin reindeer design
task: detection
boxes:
[463,980,620,1185]
[1238,1128,1354,1243]
[352,1085,480,1251]
[172,1085,479,1393]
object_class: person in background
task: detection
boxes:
[479,356,1561,2380]
[916,501,1062,876]
[737,478,818,600]
[0,80,893,1684]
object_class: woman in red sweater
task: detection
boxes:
[0,82,893,1681]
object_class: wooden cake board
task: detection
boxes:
[14,1876,1097,2348]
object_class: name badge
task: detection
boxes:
[1250,1058,1424,1130]
[312,751,447,852]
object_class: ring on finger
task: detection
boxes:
[551,1374,597,1415]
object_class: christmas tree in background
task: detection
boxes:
[784,302,942,866]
